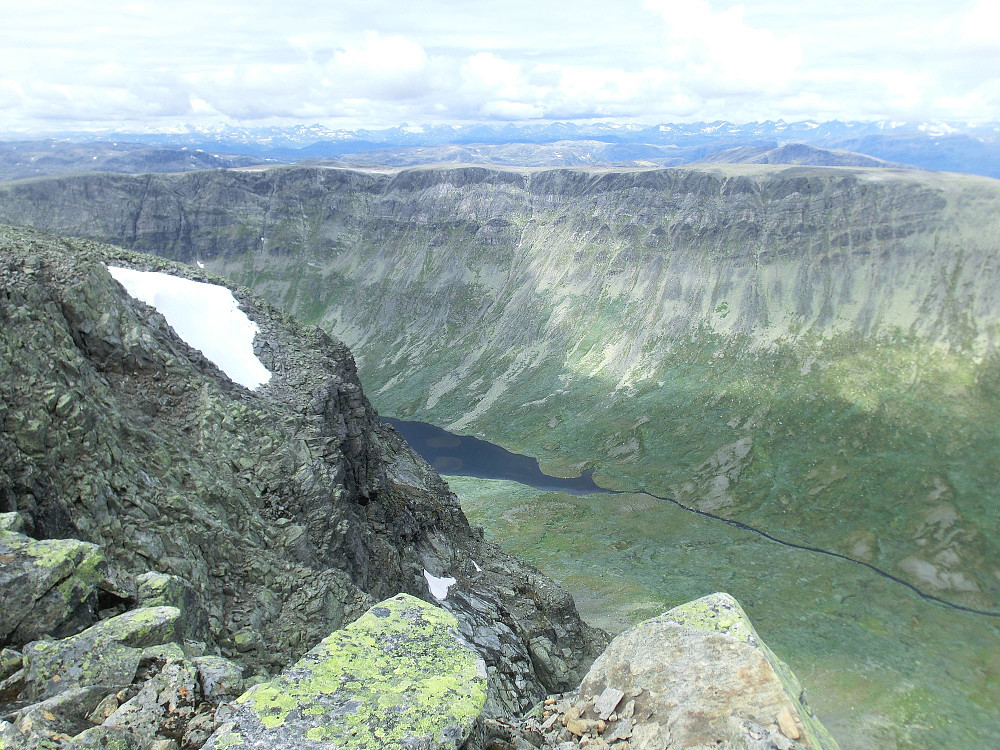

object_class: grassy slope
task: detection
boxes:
[452,475,1000,750]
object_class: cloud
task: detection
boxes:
[643,0,803,93]
[326,33,432,99]
[0,0,997,131]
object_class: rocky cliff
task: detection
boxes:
[0,225,607,742]
[0,226,839,749]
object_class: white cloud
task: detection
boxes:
[961,0,1000,45]
[0,0,996,131]
[643,0,803,92]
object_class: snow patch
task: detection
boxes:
[107,266,272,390]
[423,570,456,601]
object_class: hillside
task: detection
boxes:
[0,226,606,720]
[1,165,999,747]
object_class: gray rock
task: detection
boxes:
[0,527,110,646]
[577,593,840,750]
[67,725,141,749]
[0,649,22,682]
[136,572,212,646]
[192,655,244,702]
[202,594,488,750]
[0,513,25,533]
[5,685,109,747]
[0,667,25,702]
[592,686,624,720]
[22,606,182,701]
[102,657,200,746]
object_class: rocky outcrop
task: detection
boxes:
[0,516,118,646]
[0,226,606,747]
[488,593,840,750]
[204,594,487,750]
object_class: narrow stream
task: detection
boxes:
[385,416,1000,619]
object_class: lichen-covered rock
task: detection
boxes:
[22,606,181,701]
[4,685,109,748]
[0,649,21,682]
[0,527,110,646]
[136,572,212,645]
[101,657,200,745]
[67,725,141,750]
[0,513,25,533]
[575,592,840,750]
[203,594,487,750]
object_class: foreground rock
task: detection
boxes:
[489,593,840,750]
[205,594,486,750]
[0,226,605,720]
[0,518,114,646]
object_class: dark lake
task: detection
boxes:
[382,417,608,495]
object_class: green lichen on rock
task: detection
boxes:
[577,592,841,750]
[22,606,181,701]
[203,593,487,750]
[0,513,24,533]
[660,591,759,645]
[0,527,110,646]
[664,593,841,750]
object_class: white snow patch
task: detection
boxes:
[472,560,482,573]
[423,570,456,601]
[107,266,272,390]
[196,260,205,269]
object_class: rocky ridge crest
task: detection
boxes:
[0,226,605,744]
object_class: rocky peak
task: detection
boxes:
[0,225,604,708]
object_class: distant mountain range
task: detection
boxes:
[1,120,998,179]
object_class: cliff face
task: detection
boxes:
[0,225,840,750]
[2,165,999,618]
[0,226,606,721]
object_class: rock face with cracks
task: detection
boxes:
[575,592,840,750]
[0,225,605,747]
[204,593,487,750]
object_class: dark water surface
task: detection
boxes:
[382,417,608,494]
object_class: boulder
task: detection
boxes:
[21,606,182,701]
[192,656,244,702]
[4,685,109,748]
[203,593,487,750]
[136,571,212,646]
[576,592,840,750]
[0,527,110,646]
[101,657,200,745]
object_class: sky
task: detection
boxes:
[2,0,998,133]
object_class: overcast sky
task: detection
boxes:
[2,0,998,133]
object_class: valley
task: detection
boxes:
[2,162,999,748]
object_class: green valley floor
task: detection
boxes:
[449,475,1000,750]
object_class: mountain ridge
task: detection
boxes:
[2,164,998,747]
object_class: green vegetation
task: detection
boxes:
[3,164,999,749]
[453,475,1000,750]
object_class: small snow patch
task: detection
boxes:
[472,560,482,573]
[196,260,205,269]
[423,570,456,601]
[107,266,271,390]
